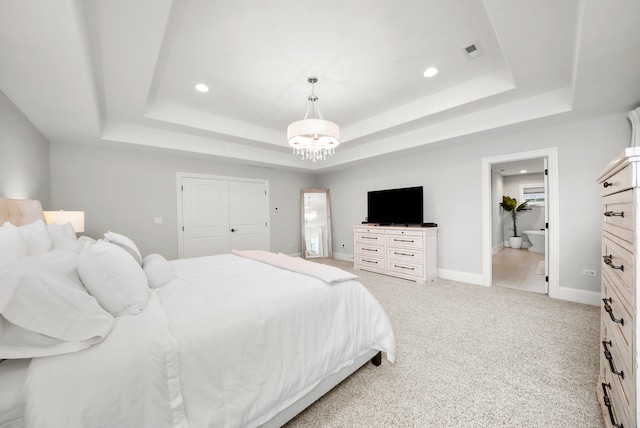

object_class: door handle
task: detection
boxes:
[231,228,238,232]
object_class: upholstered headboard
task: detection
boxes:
[0,198,45,226]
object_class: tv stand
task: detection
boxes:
[353,225,437,283]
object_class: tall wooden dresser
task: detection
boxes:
[597,147,640,428]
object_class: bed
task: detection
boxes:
[0,198,395,428]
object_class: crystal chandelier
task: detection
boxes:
[287,77,340,162]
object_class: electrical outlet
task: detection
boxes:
[582,269,597,277]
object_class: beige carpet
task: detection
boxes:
[286,259,603,428]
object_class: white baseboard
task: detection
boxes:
[437,269,485,286]
[549,286,600,306]
[336,258,599,307]
[332,252,352,262]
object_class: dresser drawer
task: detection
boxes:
[386,232,423,249]
[354,227,384,235]
[386,246,423,262]
[354,254,384,271]
[601,164,634,197]
[386,259,424,278]
[602,189,634,235]
[355,243,384,258]
[601,336,635,424]
[598,374,632,428]
[602,235,634,311]
[602,280,633,375]
[355,232,385,245]
[602,266,633,327]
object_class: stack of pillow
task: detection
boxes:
[0,220,173,359]
[0,219,76,269]
[79,231,173,316]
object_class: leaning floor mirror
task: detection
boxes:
[301,189,332,259]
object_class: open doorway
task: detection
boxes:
[481,148,559,298]
[491,158,547,294]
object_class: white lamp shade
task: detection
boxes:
[44,210,85,233]
[287,119,340,148]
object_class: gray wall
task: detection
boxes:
[0,90,50,205]
[318,113,630,294]
[50,142,316,259]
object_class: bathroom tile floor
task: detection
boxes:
[493,247,546,294]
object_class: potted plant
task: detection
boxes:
[500,195,528,249]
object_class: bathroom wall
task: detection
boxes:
[502,172,545,245]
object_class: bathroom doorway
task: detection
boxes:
[481,148,559,297]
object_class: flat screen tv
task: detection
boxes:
[367,186,423,225]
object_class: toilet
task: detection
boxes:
[523,230,545,254]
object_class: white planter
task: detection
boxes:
[508,236,523,249]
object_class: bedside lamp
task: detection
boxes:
[43,210,85,233]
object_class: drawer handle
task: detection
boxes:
[394,251,414,257]
[394,239,415,243]
[362,259,378,264]
[362,236,378,240]
[394,264,415,271]
[603,255,624,271]
[604,211,624,217]
[602,340,624,378]
[602,298,624,325]
[603,181,613,188]
[601,383,624,428]
[362,248,378,252]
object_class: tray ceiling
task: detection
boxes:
[1,0,639,171]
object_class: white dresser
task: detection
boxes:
[597,147,640,428]
[353,225,437,283]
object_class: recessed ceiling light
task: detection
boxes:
[423,67,438,77]
[520,170,527,173]
[195,83,209,93]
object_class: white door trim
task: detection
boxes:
[176,172,271,258]
[481,148,559,298]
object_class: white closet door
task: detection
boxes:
[182,177,230,258]
[229,180,268,251]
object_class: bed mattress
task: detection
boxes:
[0,359,29,428]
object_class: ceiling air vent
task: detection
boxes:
[463,42,481,59]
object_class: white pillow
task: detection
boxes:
[77,241,149,316]
[0,222,28,268]
[0,249,114,358]
[48,222,77,247]
[104,231,142,265]
[61,222,76,239]
[18,219,53,255]
[47,222,65,247]
[142,254,173,289]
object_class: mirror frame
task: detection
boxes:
[300,189,332,259]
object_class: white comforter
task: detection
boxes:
[23,254,395,428]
